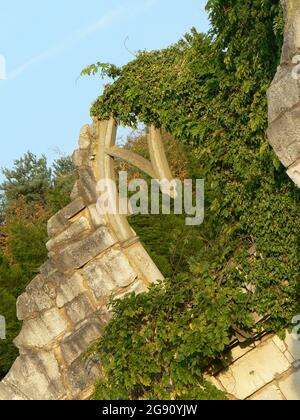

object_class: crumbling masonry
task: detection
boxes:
[0,0,300,400]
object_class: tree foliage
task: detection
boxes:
[1,152,51,208]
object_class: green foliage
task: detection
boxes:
[84,0,300,400]
[0,203,49,378]
[1,152,51,208]
[81,62,121,79]
[93,275,236,400]
[0,153,74,378]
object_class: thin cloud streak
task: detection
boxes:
[8,0,159,81]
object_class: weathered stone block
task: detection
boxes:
[66,358,101,398]
[3,352,65,400]
[55,226,117,270]
[23,269,66,305]
[64,294,95,324]
[72,149,91,169]
[287,159,300,187]
[124,241,164,285]
[46,217,91,251]
[217,339,291,400]
[47,214,70,239]
[278,368,300,400]
[47,197,86,237]
[78,169,98,204]
[0,383,27,400]
[14,308,69,349]
[70,180,81,201]
[267,106,300,167]
[61,318,104,365]
[272,335,287,353]
[56,273,86,308]
[17,277,54,321]
[284,332,300,361]
[82,249,137,300]
[250,384,284,400]
[39,259,57,278]
[267,67,300,123]
[115,279,148,299]
[61,197,87,220]
[79,125,91,150]
[281,1,300,63]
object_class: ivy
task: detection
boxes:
[83,0,300,400]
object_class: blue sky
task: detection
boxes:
[0,0,209,177]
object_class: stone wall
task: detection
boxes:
[208,332,300,400]
[0,120,163,400]
[268,0,300,186]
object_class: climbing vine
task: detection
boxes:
[82,0,300,400]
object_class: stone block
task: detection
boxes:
[124,241,164,285]
[281,2,300,63]
[78,169,98,204]
[14,308,69,349]
[3,352,65,400]
[278,369,300,400]
[70,180,81,201]
[287,159,300,187]
[47,213,70,239]
[61,318,105,365]
[217,339,291,400]
[39,259,57,278]
[250,384,284,400]
[0,383,28,400]
[82,249,137,300]
[115,279,148,299]
[72,149,91,169]
[284,332,300,361]
[82,266,115,300]
[26,270,66,302]
[66,358,101,398]
[64,294,95,324]
[42,271,66,300]
[46,217,91,251]
[267,106,300,167]
[17,280,54,321]
[267,67,300,123]
[79,125,91,149]
[272,335,287,353]
[56,273,86,308]
[55,226,117,270]
[47,197,86,237]
[62,197,86,220]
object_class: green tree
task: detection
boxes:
[1,152,51,208]
[0,152,74,378]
